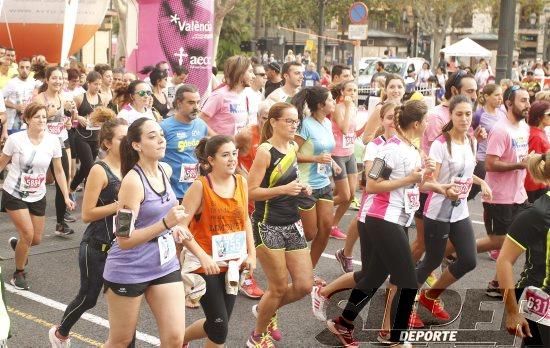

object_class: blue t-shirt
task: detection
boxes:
[160,117,208,199]
[303,70,320,87]
[297,116,335,189]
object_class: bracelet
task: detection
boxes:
[162,217,170,230]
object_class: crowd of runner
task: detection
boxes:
[0,45,549,348]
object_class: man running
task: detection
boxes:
[266,62,303,104]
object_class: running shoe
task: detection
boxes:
[240,270,264,299]
[440,255,456,273]
[418,292,450,320]
[55,223,75,236]
[408,311,424,329]
[311,285,328,321]
[330,226,347,240]
[49,326,71,347]
[424,272,438,288]
[488,249,500,261]
[246,331,274,348]
[326,317,358,348]
[9,236,17,251]
[10,270,29,290]
[350,197,360,211]
[335,248,354,273]
[486,280,502,298]
[313,275,327,287]
[63,211,76,223]
[252,305,281,341]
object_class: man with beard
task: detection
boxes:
[161,84,210,206]
[2,58,35,136]
[478,86,531,298]
[266,61,304,104]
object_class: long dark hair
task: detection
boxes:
[393,99,428,146]
[290,86,330,126]
[195,135,234,175]
[441,95,474,156]
[38,66,63,93]
[119,80,147,107]
[120,117,151,176]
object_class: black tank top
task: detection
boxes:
[152,92,170,119]
[252,142,301,225]
[82,161,121,244]
[76,93,102,141]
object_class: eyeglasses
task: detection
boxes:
[135,90,152,97]
[503,85,521,102]
[280,118,300,126]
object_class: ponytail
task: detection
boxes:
[260,102,294,144]
[195,135,234,176]
[528,152,550,185]
[290,86,329,128]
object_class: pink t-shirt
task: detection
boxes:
[421,105,450,155]
[483,118,529,204]
[331,106,357,157]
[201,85,249,136]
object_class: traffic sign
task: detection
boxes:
[348,24,368,40]
[349,2,368,25]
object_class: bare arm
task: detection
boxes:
[486,154,526,172]
[0,153,12,173]
[362,104,382,144]
[332,102,352,134]
[497,237,524,316]
[52,157,71,201]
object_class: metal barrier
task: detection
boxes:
[357,86,441,101]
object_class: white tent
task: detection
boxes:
[440,38,492,58]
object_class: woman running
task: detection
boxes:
[246,102,313,346]
[525,100,550,202]
[0,102,75,290]
[468,83,505,200]
[116,80,157,125]
[72,71,103,195]
[33,66,75,236]
[49,113,128,347]
[326,100,435,347]
[102,118,189,347]
[181,135,256,347]
[95,64,114,109]
[291,86,338,284]
[496,152,550,347]
[415,95,492,326]
[330,80,360,240]
[149,68,170,119]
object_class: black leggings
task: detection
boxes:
[417,217,477,283]
[199,273,236,345]
[345,217,417,343]
[50,148,70,224]
[71,138,99,191]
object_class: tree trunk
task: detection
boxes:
[113,0,128,62]
[212,0,239,67]
[432,31,445,70]
[255,0,262,39]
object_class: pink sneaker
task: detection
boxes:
[330,226,347,240]
[488,249,500,261]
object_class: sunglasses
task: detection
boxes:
[503,85,521,102]
[135,90,152,97]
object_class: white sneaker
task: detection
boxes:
[49,326,71,347]
[311,285,328,321]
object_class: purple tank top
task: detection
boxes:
[103,164,179,284]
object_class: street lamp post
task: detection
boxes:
[496,0,516,82]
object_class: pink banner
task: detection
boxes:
[128,0,214,95]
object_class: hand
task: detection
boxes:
[242,254,256,276]
[315,153,332,164]
[474,126,487,141]
[0,131,7,144]
[77,116,88,128]
[171,225,194,243]
[163,205,188,228]
[407,167,423,184]
[16,103,25,113]
[64,197,76,211]
[332,161,342,175]
[444,184,460,201]
[505,312,531,338]
[423,157,436,174]
[519,154,530,169]
[343,95,354,108]
[281,180,303,196]
[63,100,76,112]
[480,182,493,201]
[199,254,220,275]
[301,183,312,195]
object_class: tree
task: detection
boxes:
[213,0,240,66]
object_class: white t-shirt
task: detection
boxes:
[165,81,183,109]
[2,131,62,202]
[117,104,156,125]
[363,135,422,226]
[2,77,36,129]
[62,87,85,100]
[266,87,293,104]
[244,87,263,126]
[424,135,476,223]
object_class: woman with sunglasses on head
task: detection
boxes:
[32,66,75,236]
[525,101,550,203]
[0,102,75,290]
[497,153,550,348]
[117,80,156,125]
[246,102,313,346]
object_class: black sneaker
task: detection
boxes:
[63,211,76,223]
[9,237,17,251]
[55,223,75,236]
[11,270,29,290]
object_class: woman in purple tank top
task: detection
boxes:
[102,117,191,347]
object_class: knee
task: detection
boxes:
[161,331,184,347]
[295,280,313,298]
[205,318,229,345]
[19,234,34,247]
[31,234,42,246]
[267,284,288,299]
[454,255,477,277]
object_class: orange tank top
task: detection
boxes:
[190,174,247,273]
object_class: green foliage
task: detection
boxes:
[216,2,253,67]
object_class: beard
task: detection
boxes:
[511,104,529,121]
[188,109,199,120]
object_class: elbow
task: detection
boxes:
[485,162,494,172]
[117,239,133,250]
[81,214,92,224]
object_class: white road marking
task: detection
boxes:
[5,284,160,346]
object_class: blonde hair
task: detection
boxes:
[528,152,550,185]
[535,91,550,102]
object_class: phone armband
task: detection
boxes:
[368,158,392,180]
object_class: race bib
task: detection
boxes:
[452,176,473,199]
[179,163,199,183]
[19,173,46,193]
[86,123,101,131]
[212,231,247,262]
[519,286,550,327]
[342,133,355,149]
[46,122,65,135]
[158,233,177,266]
[404,187,420,214]
[513,135,529,163]
[295,220,304,238]
[317,163,331,177]
[305,80,314,87]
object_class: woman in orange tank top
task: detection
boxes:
[178,135,256,347]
